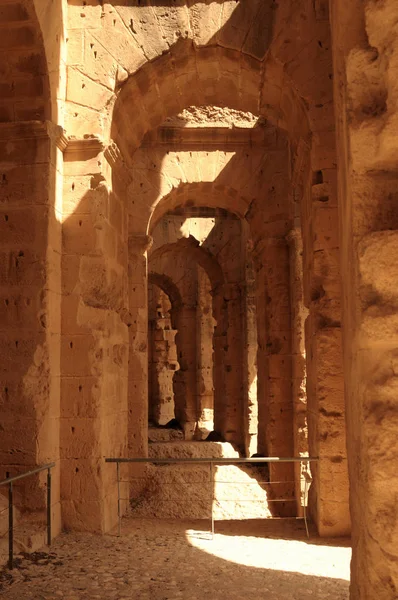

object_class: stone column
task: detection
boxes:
[213,283,244,448]
[61,137,130,532]
[287,228,309,516]
[0,121,62,534]
[128,234,153,457]
[331,1,398,593]
[242,237,258,457]
[254,237,295,515]
[301,167,349,537]
[196,266,215,437]
[212,290,227,439]
[149,315,179,426]
[173,304,198,439]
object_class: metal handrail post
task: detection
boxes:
[47,468,52,546]
[0,463,56,488]
[210,462,214,539]
[105,456,319,538]
[8,481,13,570]
[117,461,121,537]
[303,464,310,539]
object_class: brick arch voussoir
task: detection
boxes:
[149,238,224,296]
[147,182,251,236]
[111,40,309,163]
[148,271,183,313]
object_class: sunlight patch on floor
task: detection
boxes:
[186,530,351,581]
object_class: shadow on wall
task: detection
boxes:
[59,0,303,532]
[109,0,277,62]
[0,0,66,526]
[148,213,258,451]
[58,125,294,530]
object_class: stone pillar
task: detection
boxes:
[61,137,130,532]
[0,121,62,534]
[196,266,215,437]
[213,283,244,448]
[242,237,258,457]
[149,315,179,426]
[331,0,398,593]
[302,168,349,536]
[128,234,153,457]
[212,290,227,439]
[254,237,295,514]
[173,304,198,439]
[287,228,309,516]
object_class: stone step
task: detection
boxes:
[148,427,184,443]
[129,441,293,520]
[148,440,239,459]
[0,510,48,567]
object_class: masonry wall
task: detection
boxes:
[0,0,64,534]
[0,123,62,531]
[149,212,249,444]
[0,0,354,546]
[61,144,129,532]
[332,1,398,596]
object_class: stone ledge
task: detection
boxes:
[141,125,285,149]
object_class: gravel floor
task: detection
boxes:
[0,518,351,600]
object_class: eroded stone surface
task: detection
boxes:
[9,1,398,598]
[0,518,350,600]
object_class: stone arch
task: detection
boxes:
[147,272,181,428]
[149,237,230,440]
[148,272,183,317]
[150,237,225,297]
[104,3,346,535]
[111,40,309,161]
[148,183,252,237]
[128,138,289,239]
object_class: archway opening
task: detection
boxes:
[148,203,260,456]
[148,282,180,431]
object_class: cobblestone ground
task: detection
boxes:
[0,518,351,600]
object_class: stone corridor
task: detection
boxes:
[3,0,398,597]
[0,518,350,600]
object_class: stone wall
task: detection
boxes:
[0,0,356,556]
[149,212,248,446]
[332,1,398,596]
[148,285,178,426]
[0,0,64,534]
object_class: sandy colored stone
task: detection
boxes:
[1,518,350,600]
[6,2,398,598]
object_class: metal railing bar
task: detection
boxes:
[122,479,297,485]
[117,462,121,538]
[213,499,296,503]
[210,462,214,538]
[1,463,55,569]
[46,468,52,547]
[0,463,56,487]
[130,498,297,503]
[208,481,297,485]
[107,457,317,540]
[8,481,13,571]
[106,457,318,464]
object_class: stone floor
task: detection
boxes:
[0,518,351,600]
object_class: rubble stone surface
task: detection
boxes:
[0,518,350,600]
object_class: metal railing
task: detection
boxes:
[0,463,55,569]
[105,456,318,538]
